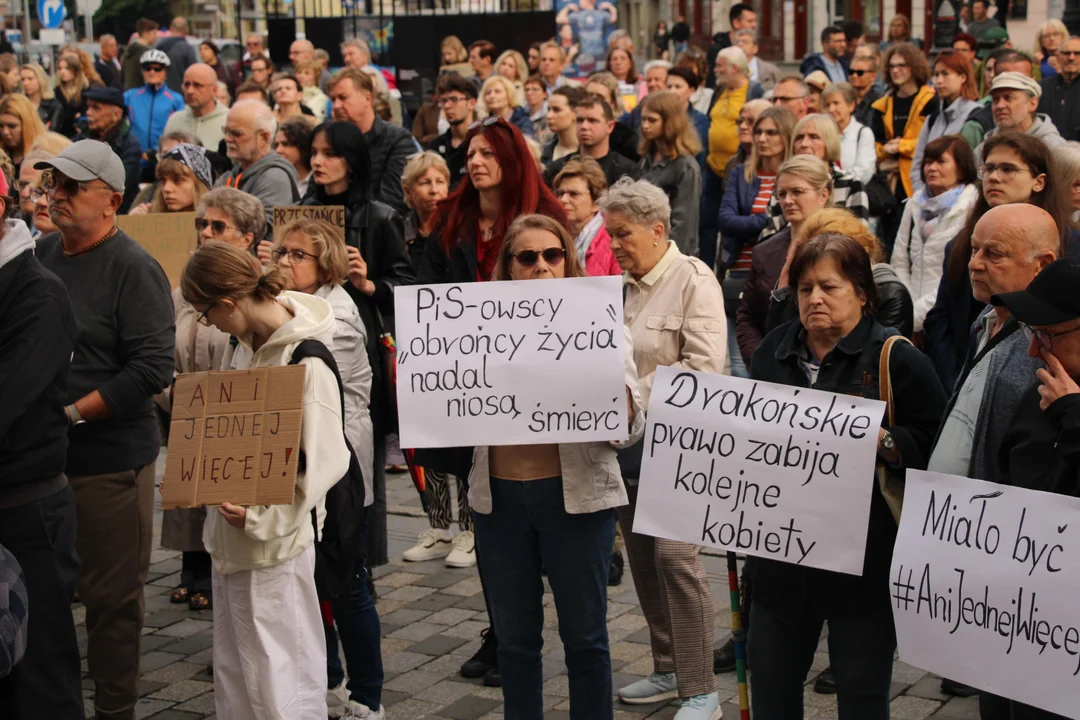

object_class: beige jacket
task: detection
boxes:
[468,326,646,515]
[624,241,728,407]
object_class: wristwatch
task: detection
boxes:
[881,430,896,452]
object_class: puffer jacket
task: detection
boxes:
[892,184,979,332]
[124,84,185,157]
[718,163,767,263]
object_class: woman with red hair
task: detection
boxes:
[415,116,568,687]
[910,49,983,195]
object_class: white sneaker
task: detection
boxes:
[342,700,385,719]
[673,691,722,719]
[445,530,477,568]
[326,683,349,718]
[402,528,454,562]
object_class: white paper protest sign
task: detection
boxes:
[394,277,627,448]
[891,470,1080,718]
[632,366,886,575]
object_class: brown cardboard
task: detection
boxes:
[161,365,307,509]
[272,206,345,245]
[117,212,199,288]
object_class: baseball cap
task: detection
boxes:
[804,70,829,91]
[84,86,125,109]
[33,140,126,194]
[977,26,1009,59]
[990,71,1042,98]
[991,258,1080,326]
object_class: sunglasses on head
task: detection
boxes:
[468,116,509,132]
[512,247,566,267]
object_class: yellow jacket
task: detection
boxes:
[872,85,936,199]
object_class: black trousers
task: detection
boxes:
[0,484,83,720]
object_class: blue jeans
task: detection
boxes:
[699,164,724,269]
[472,477,616,720]
[749,601,895,719]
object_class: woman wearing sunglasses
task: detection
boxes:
[608,177,727,720]
[270,217,383,719]
[416,115,568,686]
[458,213,644,720]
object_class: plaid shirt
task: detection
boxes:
[759,166,870,241]
[0,545,26,678]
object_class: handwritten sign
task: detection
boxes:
[891,470,1080,717]
[273,206,345,245]
[161,365,306,509]
[632,367,886,575]
[394,277,627,448]
[118,211,198,288]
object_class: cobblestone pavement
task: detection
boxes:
[76,458,983,719]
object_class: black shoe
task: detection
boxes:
[941,678,979,697]
[483,664,501,687]
[814,668,836,694]
[460,628,498,679]
[608,551,624,587]
[713,638,736,673]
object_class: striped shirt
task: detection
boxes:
[732,173,776,271]
[759,166,870,241]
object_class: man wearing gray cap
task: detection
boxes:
[34,140,175,720]
[974,71,1066,163]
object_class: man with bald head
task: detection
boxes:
[163,64,228,151]
[928,204,1060,488]
[290,39,332,92]
[216,100,300,238]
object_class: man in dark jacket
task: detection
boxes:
[1037,36,1080,141]
[35,140,175,720]
[543,94,641,188]
[992,257,1080,720]
[155,17,198,92]
[0,201,82,719]
[76,87,142,213]
[328,68,418,215]
[121,18,158,90]
[706,2,756,88]
[95,34,124,89]
[425,73,477,188]
[800,25,849,81]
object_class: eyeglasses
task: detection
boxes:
[848,69,872,77]
[772,96,805,104]
[197,301,217,326]
[28,187,46,202]
[41,170,97,197]
[889,62,909,70]
[777,187,814,201]
[439,95,469,106]
[142,65,166,73]
[1062,50,1080,57]
[512,247,566,267]
[978,162,1033,181]
[194,217,240,235]
[1020,322,1080,351]
[736,116,756,126]
[271,247,319,264]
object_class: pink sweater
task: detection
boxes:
[585,225,622,277]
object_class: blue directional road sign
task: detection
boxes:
[38,0,67,29]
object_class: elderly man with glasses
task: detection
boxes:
[975,71,1066,162]
[163,63,229,150]
[425,73,478,188]
[34,140,175,720]
[1038,35,1080,141]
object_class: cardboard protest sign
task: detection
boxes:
[632,366,886,575]
[394,276,627,448]
[273,206,345,245]
[117,211,198,287]
[161,365,306,509]
[891,470,1080,717]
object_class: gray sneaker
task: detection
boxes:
[674,691,722,719]
[618,672,678,704]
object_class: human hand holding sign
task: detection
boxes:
[347,246,376,296]
[256,241,274,266]
[1037,348,1080,410]
[219,502,247,529]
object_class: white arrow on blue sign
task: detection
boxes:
[38,0,67,29]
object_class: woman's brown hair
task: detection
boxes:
[789,233,880,315]
[882,42,930,91]
[181,242,288,308]
[0,94,45,160]
[273,218,350,286]
[745,106,796,182]
[150,158,211,213]
[57,54,90,106]
[794,207,884,262]
[493,214,584,281]
[553,155,608,202]
[604,47,639,84]
[639,90,702,160]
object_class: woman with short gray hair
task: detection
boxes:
[195,187,267,251]
[603,177,727,720]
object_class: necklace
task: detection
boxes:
[63,225,118,257]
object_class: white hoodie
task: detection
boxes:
[206,291,350,575]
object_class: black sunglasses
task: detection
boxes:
[513,248,566,267]
[40,169,93,197]
[848,69,872,77]
[142,64,166,72]
[194,217,239,235]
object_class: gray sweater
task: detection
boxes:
[37,230,175,475]
[216,151,301,237]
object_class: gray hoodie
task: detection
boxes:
[911,97,982,196]
[974,113,1066,163]
[216,150,300,237]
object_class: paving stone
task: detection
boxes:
[134,698,175,718]
[381,608,434,626]
[375,571,426,588]
[388,620,444,642]
[436,694,502,719]
[142,662,204,684]
[380,689,412,707]
[890,695,944,719]
[139,651,187,673]
[409,633,470,656]
[413,678,477,705]
[931,696,980,718]
[158,633,215,656]
[154,618,214,638]
[145,711,204,719]
[173,692,216,714]
[455,593,490,611]
[405,591,464,613]
[148,680,214,702]
[383,651,433,674]
[380,637,415,657]
[384,669,444,694]
[443,577,484,596]
[385,697,442,719]
[374,598,408,615]
[138,680,170,697]
[414,570,474,589]
[425,608,480,626]
[384,584,438,602]
[443,620,490,640]
[907,676,951,702]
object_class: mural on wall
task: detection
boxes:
[554,0,617,76]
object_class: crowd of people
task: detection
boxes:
[1,7,1080,720]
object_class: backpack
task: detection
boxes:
[288,339,368,601]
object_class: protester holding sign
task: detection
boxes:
[606,178,727,720]
[463,214,643,719]
[746,233,945,719]
[300,121,415,571]
[271,217,384,718]
[416,116,568,685]
[180,242,350,719]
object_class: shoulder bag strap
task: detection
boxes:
[878,335,912,426]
